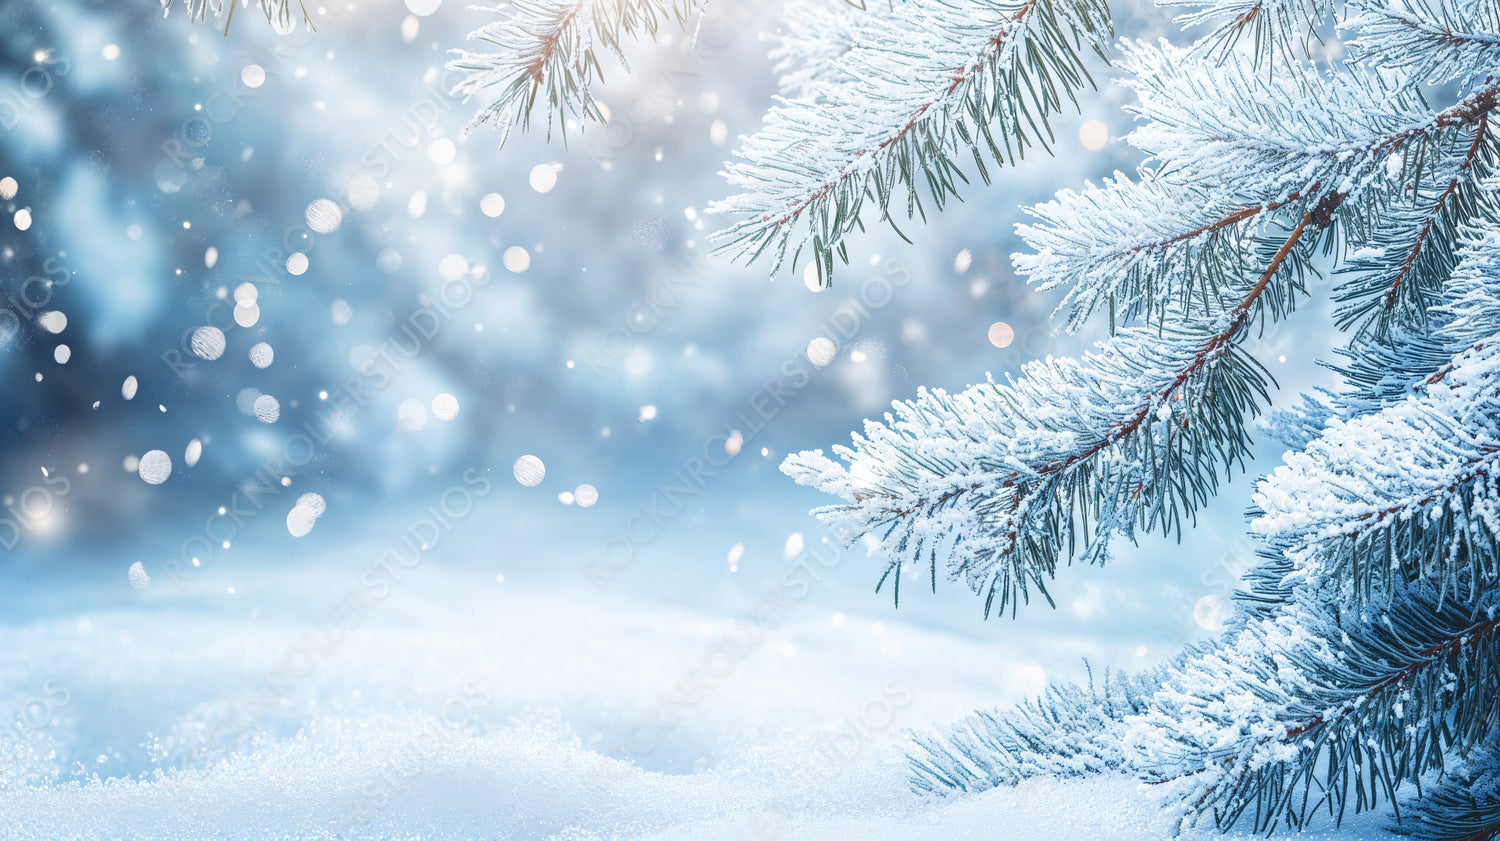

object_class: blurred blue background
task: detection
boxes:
[0,0,1338,701]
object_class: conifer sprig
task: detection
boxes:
[1135,580,1500,834]
[1398,736,1500,841]
[1332,118,1499,339]
[1346,0,1500,85]
[784,210,1324,615]
[709,0,1113,284]
[907,668,1159,795]
[1252,336,1500,603]
[448,0,699,143]
[1164,0,1330,64]
[158,0,309,32]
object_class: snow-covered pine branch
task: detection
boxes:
[766,0,871,100]
[1122,42,1500,210]
[1162,0,1328,64]
[1016,43,1498,338]
[782,291,1293,616]
[911,564,1499,831]
[710,0,1112,285]
[907,667,1159,795]
[1257,389,1344,450]
[448,0,697,143]
[1438,213,1500,347]
[158,0,306,31]
[1346,0,1500,85]
[1328,215,1500,408]
[1251,336,1500,603]
[1014,172,1314,332]
[1332,119,1499,339]
[1129,576,1499,834]
[783,330,1253,615]
[1398,734,1500,841]
[1326,323,1460,410]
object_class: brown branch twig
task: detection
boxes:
[1121,190,1304,258]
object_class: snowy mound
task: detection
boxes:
[0,567,1390,840]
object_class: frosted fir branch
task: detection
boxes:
[1327,227,1500,417]
[1014,171,1315,332]
[782,332,1260,615]
[1333,112,1500,339]
[1397,734,1500,841]
[767,0,873,99]
[1231,546,1301,619]
[1437,216,1500,348]
[711,0,1112,285]
[1257,388,1345,451]
[1161,0,1329,64]
[1251,338,1500,603]
[1346,0,1500,86]
[1122,42,1500,212]
[908,667,1159,795]
[782,320,1272,617]
[1018,45,1498,338]
[1325,320,1462,412]
[1132,579,1500,833]
[449,0,698,143]
[785,198,1336,617]
[159,0,307,32]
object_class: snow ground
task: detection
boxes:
[0,565,1390,840]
